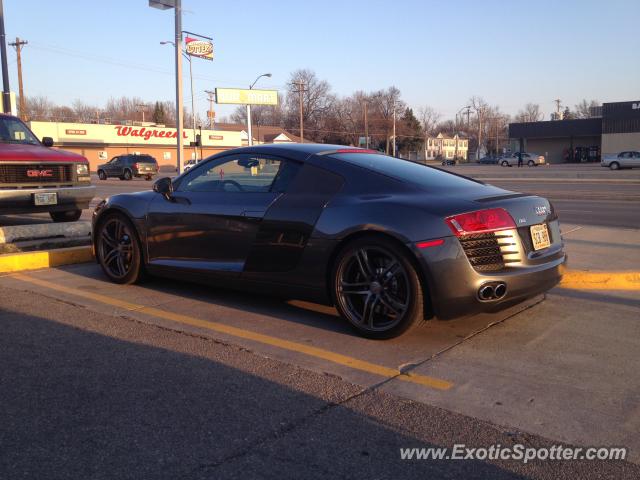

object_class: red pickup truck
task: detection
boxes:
[0,114,95,222]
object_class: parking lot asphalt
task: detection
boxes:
[1,164,639,477]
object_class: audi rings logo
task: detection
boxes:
[535,206,548,216]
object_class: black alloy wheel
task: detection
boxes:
[97,214,143,284]
[333,237,423,339]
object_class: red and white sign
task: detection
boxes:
[114,126,188,141]
[185,37,213,61]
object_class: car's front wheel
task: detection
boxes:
[96,213,144,284]
[610,162,620,170]
[50,210,82,222]
[98,170,107,180]
[333,237,424,339]
[501,160,509,167]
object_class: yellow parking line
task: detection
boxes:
[12,273,453,391]
[560,270,640,291]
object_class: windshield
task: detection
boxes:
[0,117,41,145]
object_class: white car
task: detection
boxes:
[601,151,640,170]
[500,152,545,167]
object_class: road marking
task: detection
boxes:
[560,226,583,235]
[11,273,454,391]
[560,270,640,291]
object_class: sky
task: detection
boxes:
[4,0,639,122]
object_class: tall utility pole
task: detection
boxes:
[554,98,562,119]
[174,0,184,173]
[363,101,369,148]
[205,90,215,129]
[9,37,27,119]
[292,81,306,143]
[247,73,271,146]
[0,0,11,114]
[392,102,396,157]
[136,103,147,123]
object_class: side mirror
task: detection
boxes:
[153,177,174,200]
[42,137,54,147]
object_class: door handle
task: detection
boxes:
[241,210,265,219]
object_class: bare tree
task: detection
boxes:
[418,106,441,159]
[284,69,334,141]
[469,96,491,160]
[72,99,99,123]
[370,87,404,154]
[23,95,55,121]
[574,99,599,119]
[515,103,543,123]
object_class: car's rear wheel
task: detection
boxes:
[123,169,132,180]
[96,213,144,284]
[333,237,424,339]
[501,160,509,167]
[610,162,620,171]
[98,170,107,180]
[527,160,535,167]
[50,209,82,223]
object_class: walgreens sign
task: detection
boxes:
[114,126,189,141]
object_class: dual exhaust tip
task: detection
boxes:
[478,282,507,301]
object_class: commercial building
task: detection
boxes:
[28,121,300,172]
[509,100,640,163]
[423,133,468,161]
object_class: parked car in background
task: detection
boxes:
[441,158,457,166]
[500,152,545,167]
[183,159,203,171]
[601,151,640,170]
[97,154,159,181]
[0,113,95,222]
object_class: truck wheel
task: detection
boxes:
[98,170,107,180]
[50,210,82,223]
[123,169,132,180]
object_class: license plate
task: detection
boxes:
[33,192,58,206]
[530,223,551,251]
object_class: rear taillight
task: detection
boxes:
[133,163,139,169]
[445,208,515,237]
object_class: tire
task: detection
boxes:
[49,209,82,222]
[123,169,132,181]
[98,170,107,180]
[145,175,153,181]
[95,213,145,284]
[332,236,424,339]
[527,160,535,167]
[610,162,620,171]
[501,160,509,167]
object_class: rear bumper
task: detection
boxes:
[0,185,96,214]
[411,237,566,320]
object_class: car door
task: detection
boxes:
[105,157,120,176]
[145,153,292,275]
[632,151,640,167]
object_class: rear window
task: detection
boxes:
[331,153,481,190]
[134,156,157,164]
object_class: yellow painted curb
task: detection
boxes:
[560,270,640,291]
[0,246,93,273]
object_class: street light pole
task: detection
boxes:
[247,73,271,146]
[0,0,11,114]
[174,0,184,173]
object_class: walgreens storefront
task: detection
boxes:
[28,121,245,172]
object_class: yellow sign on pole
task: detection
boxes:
[215,88,279,106]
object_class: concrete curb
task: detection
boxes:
[0,246,93,274]
[560,270,640,291]
[0,221,91,243]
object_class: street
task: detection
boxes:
[1,164,639,478]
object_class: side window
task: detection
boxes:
[179,154,288,193]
